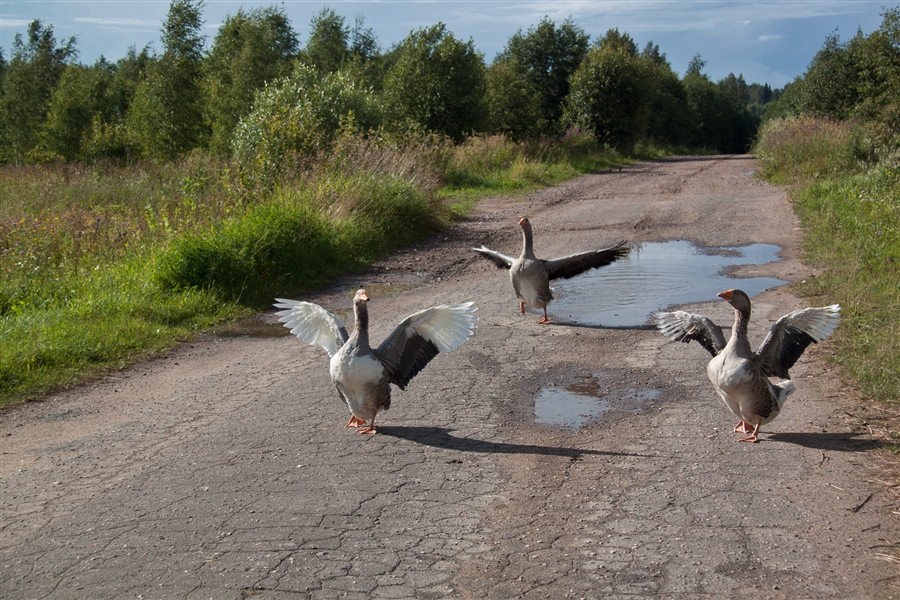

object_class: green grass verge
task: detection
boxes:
[755,117,899,407]
[0,132,626,406]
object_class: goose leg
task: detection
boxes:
[519,301,526,315]
[346,415,367,428]
[738,422,761,443]
[537,306,550,324]
[357,410,378,434]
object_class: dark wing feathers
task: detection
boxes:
[376,335,440,390]
[654,311,727,357]
[754,305,840,378]
[543,241,629,280]
[471,246,516,269]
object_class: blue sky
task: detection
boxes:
[1,1,895,88]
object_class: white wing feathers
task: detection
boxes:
[274,298,349,357]
[392,301,478,353]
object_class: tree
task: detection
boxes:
[382,23,486,141]
[202,7,297,155]
[128,0,207,160]
[564,43,654,149]
[40,61,109,160]
[485,58,544,139]
[303,8,349,75]
[0,20,77,164]
[498,17,589,135]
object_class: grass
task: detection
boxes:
[754,116,900,438]
[0,131,624,406]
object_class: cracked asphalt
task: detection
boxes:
[2,156,898,599]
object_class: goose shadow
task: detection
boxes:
[377,425,649,459]
[766,431,884,451]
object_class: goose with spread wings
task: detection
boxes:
[655,289,840,442]
[274,289,477,434]
[472,217,629,324]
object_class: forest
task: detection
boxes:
[0,1,775,166]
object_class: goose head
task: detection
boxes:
[717,289,751,314]
[518,217,532,232]
[354,288,369,304]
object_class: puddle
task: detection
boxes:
[534,374,660,429]
[551,240,786,327]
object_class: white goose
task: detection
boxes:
[275,289,477,434]
[473,217,629,324]
[655,289,840,443]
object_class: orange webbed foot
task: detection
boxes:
[733,421,751,434]
[345,415,367,428]
[357,426,377,435]
[537,316,551,324]
[738,434,759,443]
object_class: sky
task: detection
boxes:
[1,1,896,89]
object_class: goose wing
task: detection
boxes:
[472,246,516,269]
[754,304,840,378]
[543,241,629,280]
[274,298,349,357]
[375,302,478,390]
[655,310,727,357]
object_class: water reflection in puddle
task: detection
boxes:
[552,240,786,327]
[534,374,660,429]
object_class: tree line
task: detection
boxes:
[0,0,799,168]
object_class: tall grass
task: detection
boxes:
[754,117,900,405]
[754,117,875,184]
[0,131,620,405]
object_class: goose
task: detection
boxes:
[472,217,629,324]
[655,289,840,443]
[274,289,477,434]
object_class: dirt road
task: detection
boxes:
[2,156,897,599]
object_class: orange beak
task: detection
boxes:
[359,290,369,302]
[518,217,527,226]
[717,290,734,300]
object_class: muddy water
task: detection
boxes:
[534,373,661,429]
[551,240,786,327]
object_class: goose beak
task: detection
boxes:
[518,217,528,227]
[360,290,369,302]
[717,290,734,301]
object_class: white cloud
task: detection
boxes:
[0,18,33,28]
[74,17,157,27]
[757,34,786,42]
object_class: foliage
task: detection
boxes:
[484,58,545,139]
[0,20,77,164]
[202,7,297,156]
[232,63,382,185]
[382,23,487,142]
[128,0,207,160]
[497,17,590,135]
[302,7,350,75]
[767,7,900,130]
[683,70,756,153]
[564,39,654,150]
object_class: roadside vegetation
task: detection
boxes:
[0,0,895,409]
[753,7,900,443]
